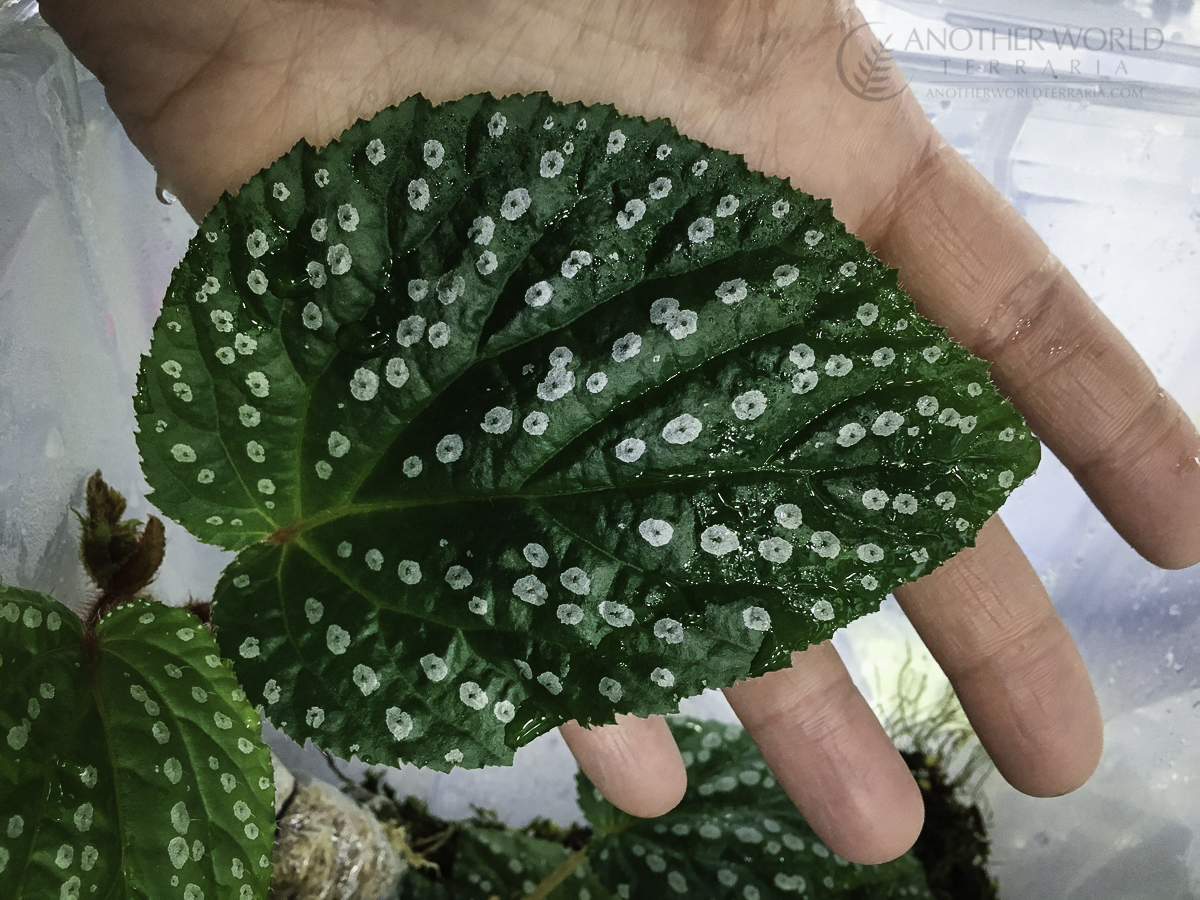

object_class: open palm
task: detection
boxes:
[42,0,1200,865]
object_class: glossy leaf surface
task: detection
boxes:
[135,92,1039,769]
[0,586,274,900]
[581,718,933,899]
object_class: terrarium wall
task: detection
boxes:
[1,2,1198,898]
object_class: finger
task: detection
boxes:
[894,515,1103,797]
[559,713,687,818]
[723,642,923,865]
[849,104,1200,569]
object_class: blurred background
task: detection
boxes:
[1,0,1197,896]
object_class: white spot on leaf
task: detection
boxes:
[810,531,841,558]
[857,543,884,563]
[716,195,740,217]
[524,281,553,307]
[862,489,888,510]
[513,575,548,606]
[353,665,380,696]
[326,625,351,655]
[825,355,853,376]
[773,265,799,287]
[638,519,673,546]
[662,414,702,445]
[617,199,646,229]
[436,434,463,463]
[408,179,430,210]
[757,537,792,563]
[459,682,488,710]
[540,150,565,178]
[599,677,623,702]
[523,543,549,567]
[716,279,747,305]
[350,368,379,401]
[837,423,866,447]
[445,566,473,590]
[599,601,634,628]
[500,188,531,221]
[615,438,645,462]
[611,333,641,362]
[872,347,896,367]
[775,504,803,529]
[688,217,715,243]
[560,567,591,595]
[732,390,768,420]
[700,525,739,556]
[386,708,413,740]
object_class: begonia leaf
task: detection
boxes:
[581,717,933,899]
[0,586,274,900]
[135,92,1038,770]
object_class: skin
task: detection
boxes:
[38,0,1200,864]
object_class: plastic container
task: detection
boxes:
[1,3,1197,896]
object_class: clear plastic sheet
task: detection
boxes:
[1,4,1198,897]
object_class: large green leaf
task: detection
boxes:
[581,717,933,899]
[135,92,1038,770]
[0,586,274,900]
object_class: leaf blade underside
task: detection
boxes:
[135,92,1039,770]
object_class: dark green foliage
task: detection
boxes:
[582,718,934,899]
[362,785,609,900]
[400,827,612,900]
[136,91,1039,770]
[0,585,275,900]
[362,715,970,899]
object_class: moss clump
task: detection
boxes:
[903,748,997,900]
[879,655,999,900]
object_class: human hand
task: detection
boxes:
[41,0,1200,865]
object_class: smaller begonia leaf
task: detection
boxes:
[580,717,933,899]
[0,585,274,900]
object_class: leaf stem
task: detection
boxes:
[523,847,588,900]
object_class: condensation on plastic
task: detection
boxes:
[0,12,229,612]
[1,0,40,24]
[851,3,1200,897]
[273,779,404,900]
[1,5,1199,899]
